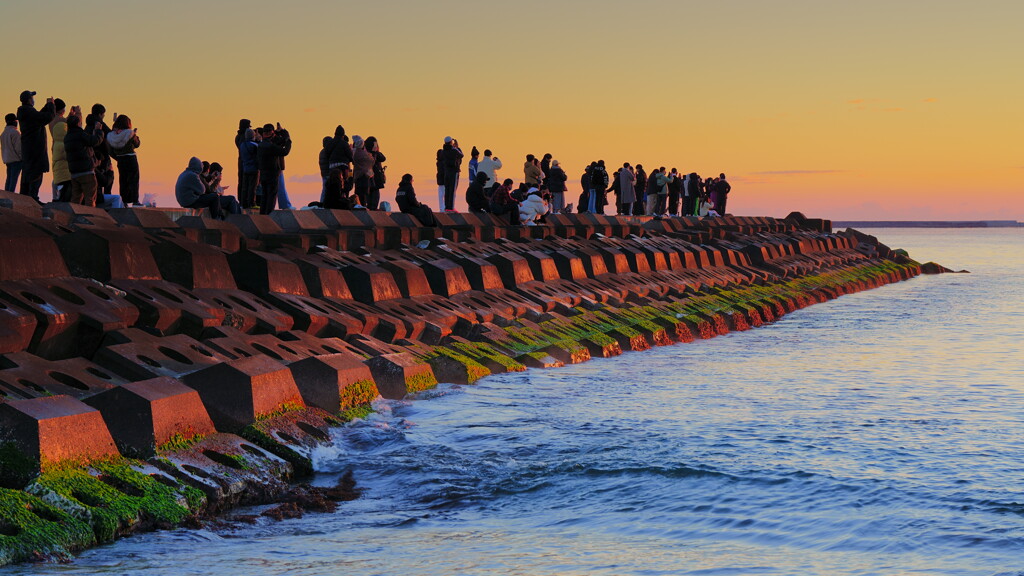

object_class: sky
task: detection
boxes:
[3,0,1022,220]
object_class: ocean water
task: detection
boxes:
[15,229,1024,576]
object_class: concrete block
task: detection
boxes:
[174,216,244,252]
[340,263,403,304]
[150,237,237,290]
[365,353,436,399]
[181,356,305,432]
[0,395,120,471]
[228,249,310,296]
[84,376,218,457]
[0,214,70,281]
[94,330,231,380]
[287,353,378,413]
[0,352,123,400]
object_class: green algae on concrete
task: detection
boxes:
[0,487,95,564]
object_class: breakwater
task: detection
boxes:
[0,191,934,565]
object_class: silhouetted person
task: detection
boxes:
[108,114,141,205]
[490,178,520,224]
[176,157,222,218]
[468,146,479,182]
[85,104,113,199]
[1,114,21,192]
[395,173,436,226]
[256,123,291,214]
[323,166,354,210]
[619,163,636,215]
[547,159,567,212]
[633,164,647,216]
[477,149,502,195]
[48,99,70,201]
[16,90,55,199]
[235,119,250,194]
[466,171,490,213]
[239,128,259,209]
[366,136,387,211]
[351,135,373,208]
[717,173,731,214]
[63,113,104,206]
[441,136,463,211]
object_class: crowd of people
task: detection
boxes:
[1,91,734,223]
[2,91,142,208]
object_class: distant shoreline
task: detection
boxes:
[834,221,1022,228]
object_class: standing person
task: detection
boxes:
[717,173,732,214]
[608,168,622,214]
[654,166,674,217]
[327,125,352,171]
[365,136,386,210]
[49,99,70,201]
[235,119,250,193]
[619,162,636,216]
[489,177,520,224]
[476,148,502,194]
[589,160,609,214]
[395,173,437,226]
[644,167,661,216]
[351,135,373,208]
[16,90,55,200]
[708,176,720,214]
[683,172,700,216]
[85,104,114,200]
[547,159,567,212]
[435,145,445,210]
[318,135,333,203]
[541,153,552,182]
[441,136,463,212]
[238,128,259,209]
[107,114,141,205]
[467,146,479,182]
[256,123,291,215]
[633,164,647,216]
[175,157,222,219]
[524,154,542,188]
[63,113,104,206]
[579,163,593,212]
[1,114,21,192]
[667,168,681,217]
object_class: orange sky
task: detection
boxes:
[4,1,1022,220]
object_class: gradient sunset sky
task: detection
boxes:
[5,0,1021,220]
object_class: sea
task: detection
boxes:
[13,228,1024,576]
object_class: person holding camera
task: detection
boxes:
[107,113,141,205]
[476,149,502,195]
[256,123,291,214]
[441,136,463,212]
[16,90,55,200]
[63,112,104,206]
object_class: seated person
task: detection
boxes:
[323,166,354,210]
[395,173,437,226]
[519,187,550,226]
[698,196,719,218]
[465,171,491,213]
[489,178,520,225]
[207,162,241,215]
[175,156,223,219]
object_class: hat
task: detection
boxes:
[19,90,35,103]
[262,123,275,133]
[53,98,66,113]
[443,136,452,144]
[352,135,364,148]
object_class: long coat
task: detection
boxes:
[17,102,55,176]
[619,168,637,204]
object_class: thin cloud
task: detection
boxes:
[923,98,938,103]
[751,170,846,176]
[288,173,322,184]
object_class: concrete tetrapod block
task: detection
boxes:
[340,263,404,304]
[150,237,238,290]
[84,376,218,458]
[181,356,305,432]
[421,259,473,297]
[174,216,245,252]
[0,298,37,355]
[0,191,44,220]
[0,213,70,281]
[364,353,437,399]
[0,352,124,400]
[287,353,378,414]
[0,395,119,478]
[228,249,310,296]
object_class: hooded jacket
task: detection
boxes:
[1,126,22,164]
[107,128,140,156]
[442,142,463,173]
[50,119,70,183]
[175,157,207,207]
[63,122,104,176]
[519,191,549,222]
[547,164,567,193]
[327,126,352,166]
